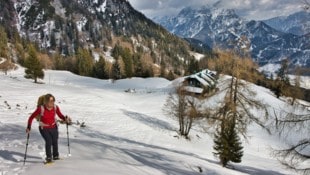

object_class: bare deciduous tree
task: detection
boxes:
[273,109,310,174]
[164,86,202,139]
[0,58,16,75]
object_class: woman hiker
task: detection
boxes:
[26,94,71,163]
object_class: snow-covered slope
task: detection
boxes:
[0,67,305,175]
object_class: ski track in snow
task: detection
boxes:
[0,66,306,175]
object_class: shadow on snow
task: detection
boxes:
[76,126,286,175]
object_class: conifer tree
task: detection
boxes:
[94,56,108,79]
[213,116,243,167]
[160,61,167,78]
[24,45,44,83]
[187,58,199,75]
[122,48,133,78]
[277,59,290,84]
[76,48,93,76]
[111,58,122,80]
[133,54,143,77]
[274,59,290,98]
[206,51,268,166]
[167,70,175,81]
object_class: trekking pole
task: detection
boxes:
[66,118,71,156]
[23,133,30,165]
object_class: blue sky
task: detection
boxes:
[128,0,305,20]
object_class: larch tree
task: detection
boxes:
[0,26,8,58]
[206,51,269,166]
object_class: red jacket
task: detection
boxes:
[27,105,65,129]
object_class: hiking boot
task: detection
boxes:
[45,157,52,163]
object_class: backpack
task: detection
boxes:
[36,94,57,127]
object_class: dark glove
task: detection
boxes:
[65,116,72,124]
[26,125,31,133]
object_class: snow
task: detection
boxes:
[104,46,115,63]
[259,64,310,89]
[0,65,305,175]
[259,63,281,73]
[92,52,100,62]
[288,75,310,89]
[96,0,107,13]
[190,52,205,61]
[76,17,88,32]
[0,57,5,64]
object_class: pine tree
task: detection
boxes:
[213,117,243,167]
[24,45,44,83]
[93,56,108,79]
[160,61,167,78]
[50,31,57,50]
[122,48,133,78]
[273,59,290,98]
[187,58,199,75]
[167,70,175,81]
[133,54,143,77]
[277,59,290,84]
[76,48,93,76]
[111,59,122,80]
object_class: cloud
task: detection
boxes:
[128,0,304,20]
[129,0,211,17]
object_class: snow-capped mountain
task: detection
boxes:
[263,11,310,36]
[0,0,193,73]
[154,6,310,68]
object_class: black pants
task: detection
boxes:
[39,126,59,159]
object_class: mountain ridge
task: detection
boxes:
[154,6,310,68]
[263,11,310,36]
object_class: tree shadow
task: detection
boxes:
[72,134,212,175]
[122,109,174,131]
[233,164,286,175]
[77,126,287,175]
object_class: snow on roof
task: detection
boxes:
[199,72,215,85]
[186,69,217,88]
[189,74,211,87]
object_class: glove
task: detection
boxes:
[26,126,31,133]
[65,116,72,125]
